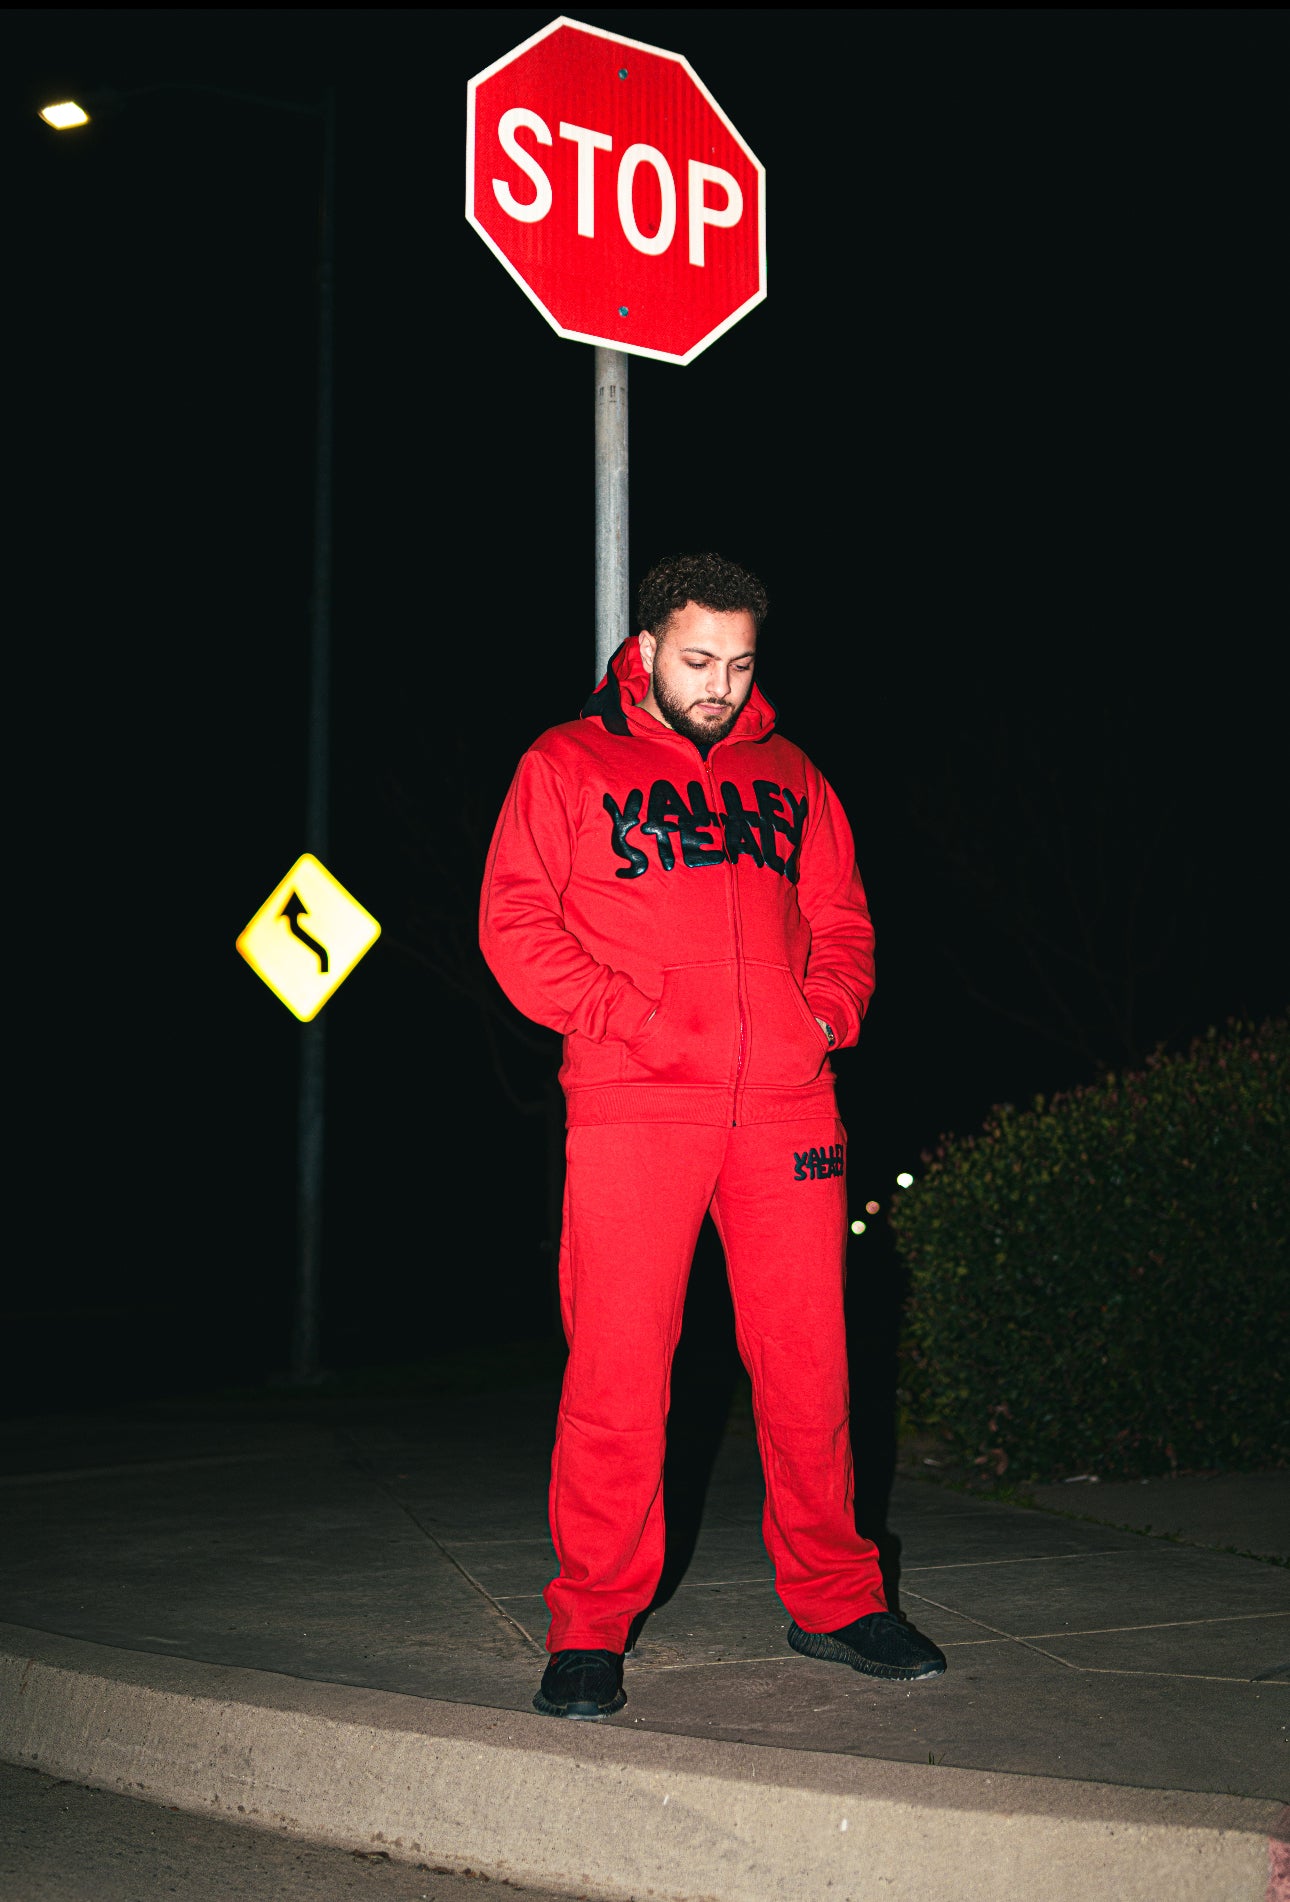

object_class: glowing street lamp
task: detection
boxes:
[39,100,90,129]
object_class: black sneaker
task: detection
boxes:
[532,1649,627,1720]
[787,1611,947,1682]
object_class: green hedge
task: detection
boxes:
[890,1015,1288,1483]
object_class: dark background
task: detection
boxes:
[5,8,1282,1415]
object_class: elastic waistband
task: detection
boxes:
[563,1079,838,1128]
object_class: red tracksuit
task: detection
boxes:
[479,636,886,1651]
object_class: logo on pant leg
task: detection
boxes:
[793,1142,844,1181]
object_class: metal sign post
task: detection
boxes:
[594,348,629,681]
[465,14,767,679]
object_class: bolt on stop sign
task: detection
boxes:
[466,16,766,365]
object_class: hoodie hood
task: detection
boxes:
[581,633,776,745]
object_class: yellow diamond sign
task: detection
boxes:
[237,853,380,1022]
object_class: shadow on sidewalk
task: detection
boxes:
[847,1219,908,1614]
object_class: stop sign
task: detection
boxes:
[466,16,766,366]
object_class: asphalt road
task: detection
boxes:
[0,1763,600,1902]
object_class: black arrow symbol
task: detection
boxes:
[280,891,329,972]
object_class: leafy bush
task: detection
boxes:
[890,1015,1288,1482]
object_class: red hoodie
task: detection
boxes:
[479,635,875,1128]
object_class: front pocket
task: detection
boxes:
[741,963,829,1088]
[622,962,738,1085]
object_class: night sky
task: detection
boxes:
[7,9,1282,1411]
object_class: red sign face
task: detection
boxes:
[466,16,766,366]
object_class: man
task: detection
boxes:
[479,551,945,1719]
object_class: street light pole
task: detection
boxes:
[40,80,337,1386]
[293,84,336,1386]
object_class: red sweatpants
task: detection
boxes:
[545,1115,887,1652]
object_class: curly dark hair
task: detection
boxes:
[635,552,769,640]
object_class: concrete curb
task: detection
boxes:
[0,1624,1283,1902]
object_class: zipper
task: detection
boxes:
[705,756,746,1127]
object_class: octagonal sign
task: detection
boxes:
[466,16,766,366]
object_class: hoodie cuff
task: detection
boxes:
[603,979,660,1046]
[804,984,860,1051]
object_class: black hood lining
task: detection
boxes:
[582,668,631,735]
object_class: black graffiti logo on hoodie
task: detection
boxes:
[602,779,807,884]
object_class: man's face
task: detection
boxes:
[638,602,758,746]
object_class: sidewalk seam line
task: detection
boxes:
[336,1438,544,1656]
[1020,1611,1290,1639]
[902,1549,1148,1572]
[900,1591,1080,1671]
[0,1451,305,1487]
[901,1596,1288,1683]
[1039,1662,1288,1684]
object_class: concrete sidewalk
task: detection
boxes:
[0,1361,1286,1900]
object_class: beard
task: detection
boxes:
[651,669,744,746]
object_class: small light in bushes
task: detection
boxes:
[850,1219,867,1236]
[865,1199,880,1215]
[896,1171,914,1189]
